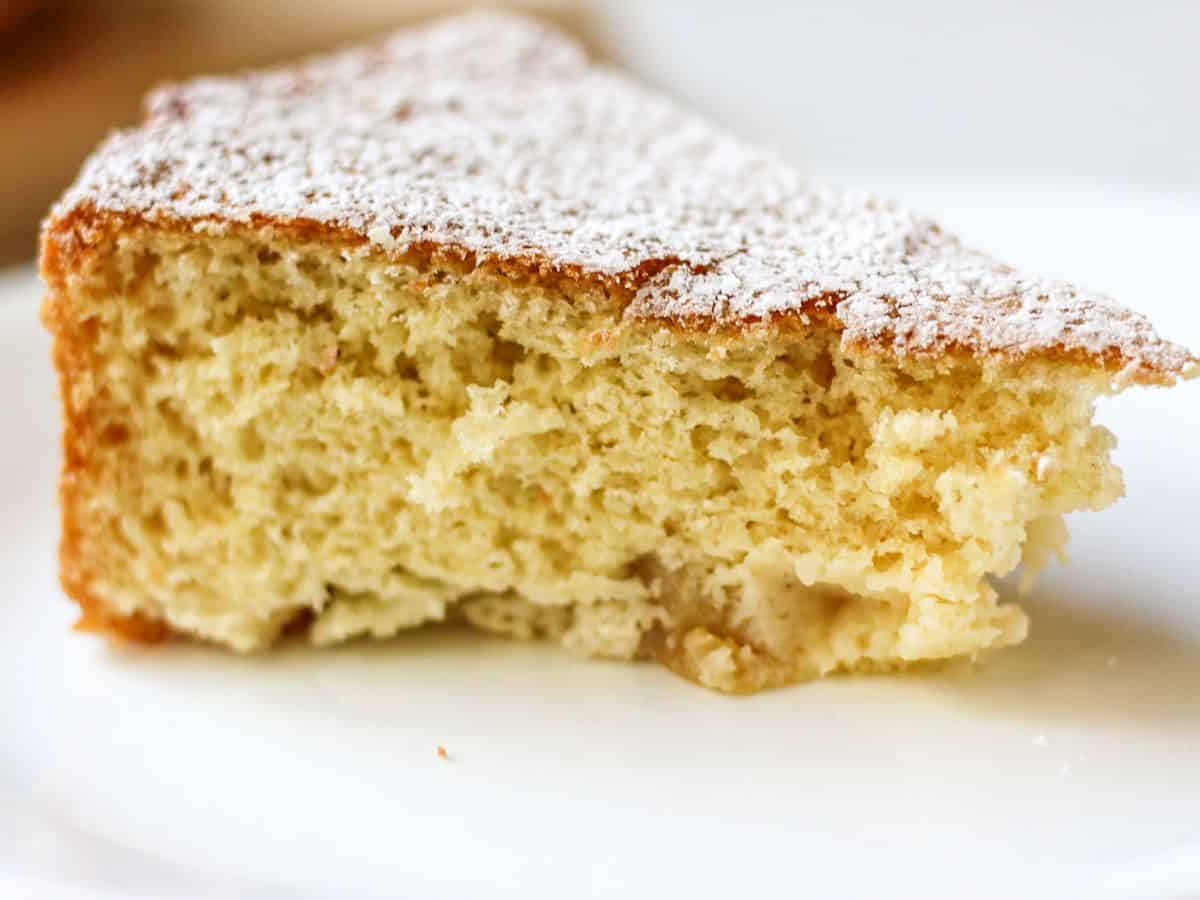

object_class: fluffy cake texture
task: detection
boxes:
[41,13,1195,691]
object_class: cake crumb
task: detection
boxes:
[437,744,449,760]
[1032,734,1048,748]
[317,345,339,375]
[1035,454,1056,482]
[1106,655,1119,670]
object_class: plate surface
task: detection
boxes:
[2,190,1199,900]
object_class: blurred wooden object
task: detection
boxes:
[0,0,579,264]
[0,0,44,33]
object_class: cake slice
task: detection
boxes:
[40,12,1195,692]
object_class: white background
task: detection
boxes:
[3,3,1199,898]
[590,0,1200,194]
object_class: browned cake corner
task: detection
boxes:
[40,12,1196,690]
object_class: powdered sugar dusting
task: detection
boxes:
[51,11,1194,378]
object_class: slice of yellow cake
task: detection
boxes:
[40,12,1195,692]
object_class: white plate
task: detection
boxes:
[2,191,1199,900]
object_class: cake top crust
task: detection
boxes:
[47,11,1195,380]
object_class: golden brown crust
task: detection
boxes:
[43,204,1197,387]
[40,202,666,299]
[40,275,167,645]
[71,593,169,644]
